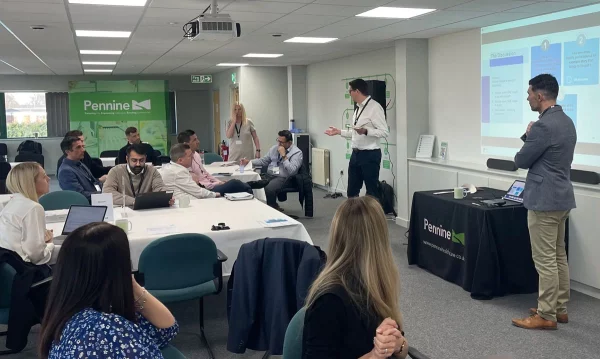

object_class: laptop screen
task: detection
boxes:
[62,205,107,235]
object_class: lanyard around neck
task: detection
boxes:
[354,98,372,125]
[127,170,145,197]
[235,123,241,138]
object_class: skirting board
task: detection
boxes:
[571,280,600,300]
[395,217,409,228]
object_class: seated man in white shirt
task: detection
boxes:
[160,143,220,200]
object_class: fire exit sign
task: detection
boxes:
[191,75,212,83]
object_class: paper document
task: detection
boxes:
[225,192,254,201]
[258,218,297,228]
[147,224,177,236]
[45,209,69,223]
[91,193,114,221]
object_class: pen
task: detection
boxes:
[471,202,481,206]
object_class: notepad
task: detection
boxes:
[258,218,296,228]
[225,192,254,201]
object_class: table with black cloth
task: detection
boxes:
[407,187,563,299]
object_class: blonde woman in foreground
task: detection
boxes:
[302,196,408,358]
[226,103,261,161]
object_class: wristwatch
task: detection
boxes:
[256,149,261,153]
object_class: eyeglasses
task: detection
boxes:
[276,138,290,145]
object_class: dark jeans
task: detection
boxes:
[211,179,252,195]
[347,149,381,198]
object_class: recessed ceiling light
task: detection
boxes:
[69,0,146,6]
[84,69,113,72]
[243,53,283,58]
[284,37,337,44]
[217,63,248,67]
[80,50,122,55]
[76,30,131,38]
[356,7,435,19]
[82,61,117,65]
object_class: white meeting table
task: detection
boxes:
[204,162,266,201]
[46,198,312,275]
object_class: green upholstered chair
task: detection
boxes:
[203,153,223,165]
[137,233,227,359]
[39,190,89,211]
[282,307,306,359]
[160,344,187,359]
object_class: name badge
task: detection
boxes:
[273,166,280,175]
[94,184,101,192]
[235,140,243,145]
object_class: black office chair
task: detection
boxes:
[159,156,170,164]
[14,153,44,169]
[100,150,119,157]
[0,144,7,163]
[0,162,10,195]
[154,150,161,157]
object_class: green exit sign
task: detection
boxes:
[191,75,212,84]
[231,73,237,83]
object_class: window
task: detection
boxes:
[4,92,48,138]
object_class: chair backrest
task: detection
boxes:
[160,344,187,359]
[0,263,16,324]
[203,152,223,165]
[100,150,119,157]
[283,307,306,359]
[0,162,11,180]
[15,153,44,168]
[159,155,170,164]
[154,150,161,157]
[138,233,218,291]
[91,158,103,168]
[0,143,7,156]
[39,190,89,210]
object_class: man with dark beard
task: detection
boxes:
[103,143,172,206]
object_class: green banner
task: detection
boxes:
[68,81,168,158]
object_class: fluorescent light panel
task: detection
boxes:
[80,50,122,55]
[217,63,248,66]
[69,0,146,5]
[284,37,337,44]
[82,61,117,65]
[356,7,435,19]
[84,69,113,72]
[243,53,283,58]
[76,30,131,38]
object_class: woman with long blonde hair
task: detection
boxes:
[226,103,261,161]
[0,162,54,265]
[303,196,408,358]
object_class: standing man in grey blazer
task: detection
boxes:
[512,74,577,330]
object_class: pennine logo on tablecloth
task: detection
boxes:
[424,218,465,246]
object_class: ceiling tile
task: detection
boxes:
[291,4,372,17]
[505,1,588,13]
[221,1,307,14]
[302,17,402,38]
[446,0,538,12]
[251,21,324,36]
[314,0,402,6]
[0,1,65,14]
[382,0,472,9]
[274,13,347,25]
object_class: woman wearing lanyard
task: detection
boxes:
[226,103,261,162]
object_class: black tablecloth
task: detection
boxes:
[407,188,544,299]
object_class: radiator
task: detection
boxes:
[311,148,330,186]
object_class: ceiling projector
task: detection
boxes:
[184,13,241,41]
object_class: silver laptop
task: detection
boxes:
[53,205,107,245]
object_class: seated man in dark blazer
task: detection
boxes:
[58,136,102,202]
[117,127,159,165]
[56,130,109,181]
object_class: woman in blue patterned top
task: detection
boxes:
[38,222,179,359]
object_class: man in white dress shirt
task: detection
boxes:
[159,143,219,200]
[325,78,389,197]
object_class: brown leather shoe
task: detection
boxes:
[529,308,568,323]
[512,314,557,330]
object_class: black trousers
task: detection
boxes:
[347,149,381,198]
[211,179,252,195]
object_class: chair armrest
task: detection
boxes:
[408,346,430,359]
[31,276,52,288]
[217,249,228,262]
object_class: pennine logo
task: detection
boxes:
[424,218,465,246]
[83,99,151,111]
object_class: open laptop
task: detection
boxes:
[503,180,526,203]
[133,191,173,210]
[54,205,108,244]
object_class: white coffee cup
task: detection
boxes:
[179,195,191,208]
[115,219,132,233]
[453,187,468,199]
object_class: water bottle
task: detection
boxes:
[239,160,245,174]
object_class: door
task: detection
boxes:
[213,90,220,153]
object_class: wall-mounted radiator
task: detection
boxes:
[311,148,330,186]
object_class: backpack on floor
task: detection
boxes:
[377,180,397,217]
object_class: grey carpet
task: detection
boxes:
[3,187,600,359]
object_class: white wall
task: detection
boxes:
[429,29,482,164]
[239,67,289,151]
[307,47,397,195]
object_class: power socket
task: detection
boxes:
[339,170,344,176]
